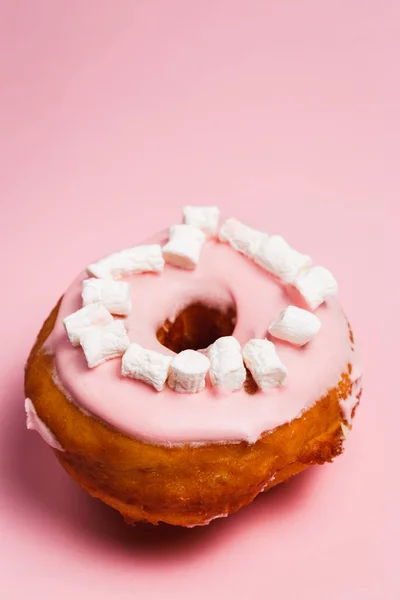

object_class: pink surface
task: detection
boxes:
[0,1,397,598]
[49,235,356,444]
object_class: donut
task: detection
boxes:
[25,208,362,527]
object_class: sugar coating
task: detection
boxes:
[182,205,220,236]
[163,224,206,270]
[208,336,246,391]
[63,303,113,347]
[254,235,312,283]
[122,343,172,391]
[219,217,266,257]
[168,349,210,393]
[291,266,338,311]
[242,338,287,391]
[80,320,130,368]
[87,245,164,279]
[268,305,321,346]
[82,278,132,316]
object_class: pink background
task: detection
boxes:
[0,1,398,598]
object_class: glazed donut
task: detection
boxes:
[25,208,362,527]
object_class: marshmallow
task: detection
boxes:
[122,343,172,391]
[163,224,206,269]
[80,320,130,368]
[268,305,321,346]
[168,349,210,393]
[254,235,312,282]
[219,218,266,257]
[242,339,287,391]
[182,205,220,236]
[63,303,113,346]
[82,278,132,316]
[208,336,246,391]
[291,266,338,311]
[219,220,311,283]
[87,245,164,279]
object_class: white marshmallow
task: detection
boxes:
[291,266,338,310]
[168,349,210,393]
[87,245,164,279]
[121,343,172,391]
[63,303,113,346]
[219,218,266,257]
[162,224,206,269]
[242,339,287,391]
[207,336,246,391]
[254,235,312,282]
[80,320,130,368]
[82,278,132,316]
[268,305,321,346]
[182,205,220,236]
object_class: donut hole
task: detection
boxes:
[244,368,258,395]
[157,301,237,353]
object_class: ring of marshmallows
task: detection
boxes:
[63,206,338,395]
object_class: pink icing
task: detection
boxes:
[25,398,64,451]
[340,371,362,426]
[46,232,360,444]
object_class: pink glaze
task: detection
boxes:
[46,232,360,444]
[340,368,362,427]
[25,398,64,451]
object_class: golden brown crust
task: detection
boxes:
[25,301,357,527]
